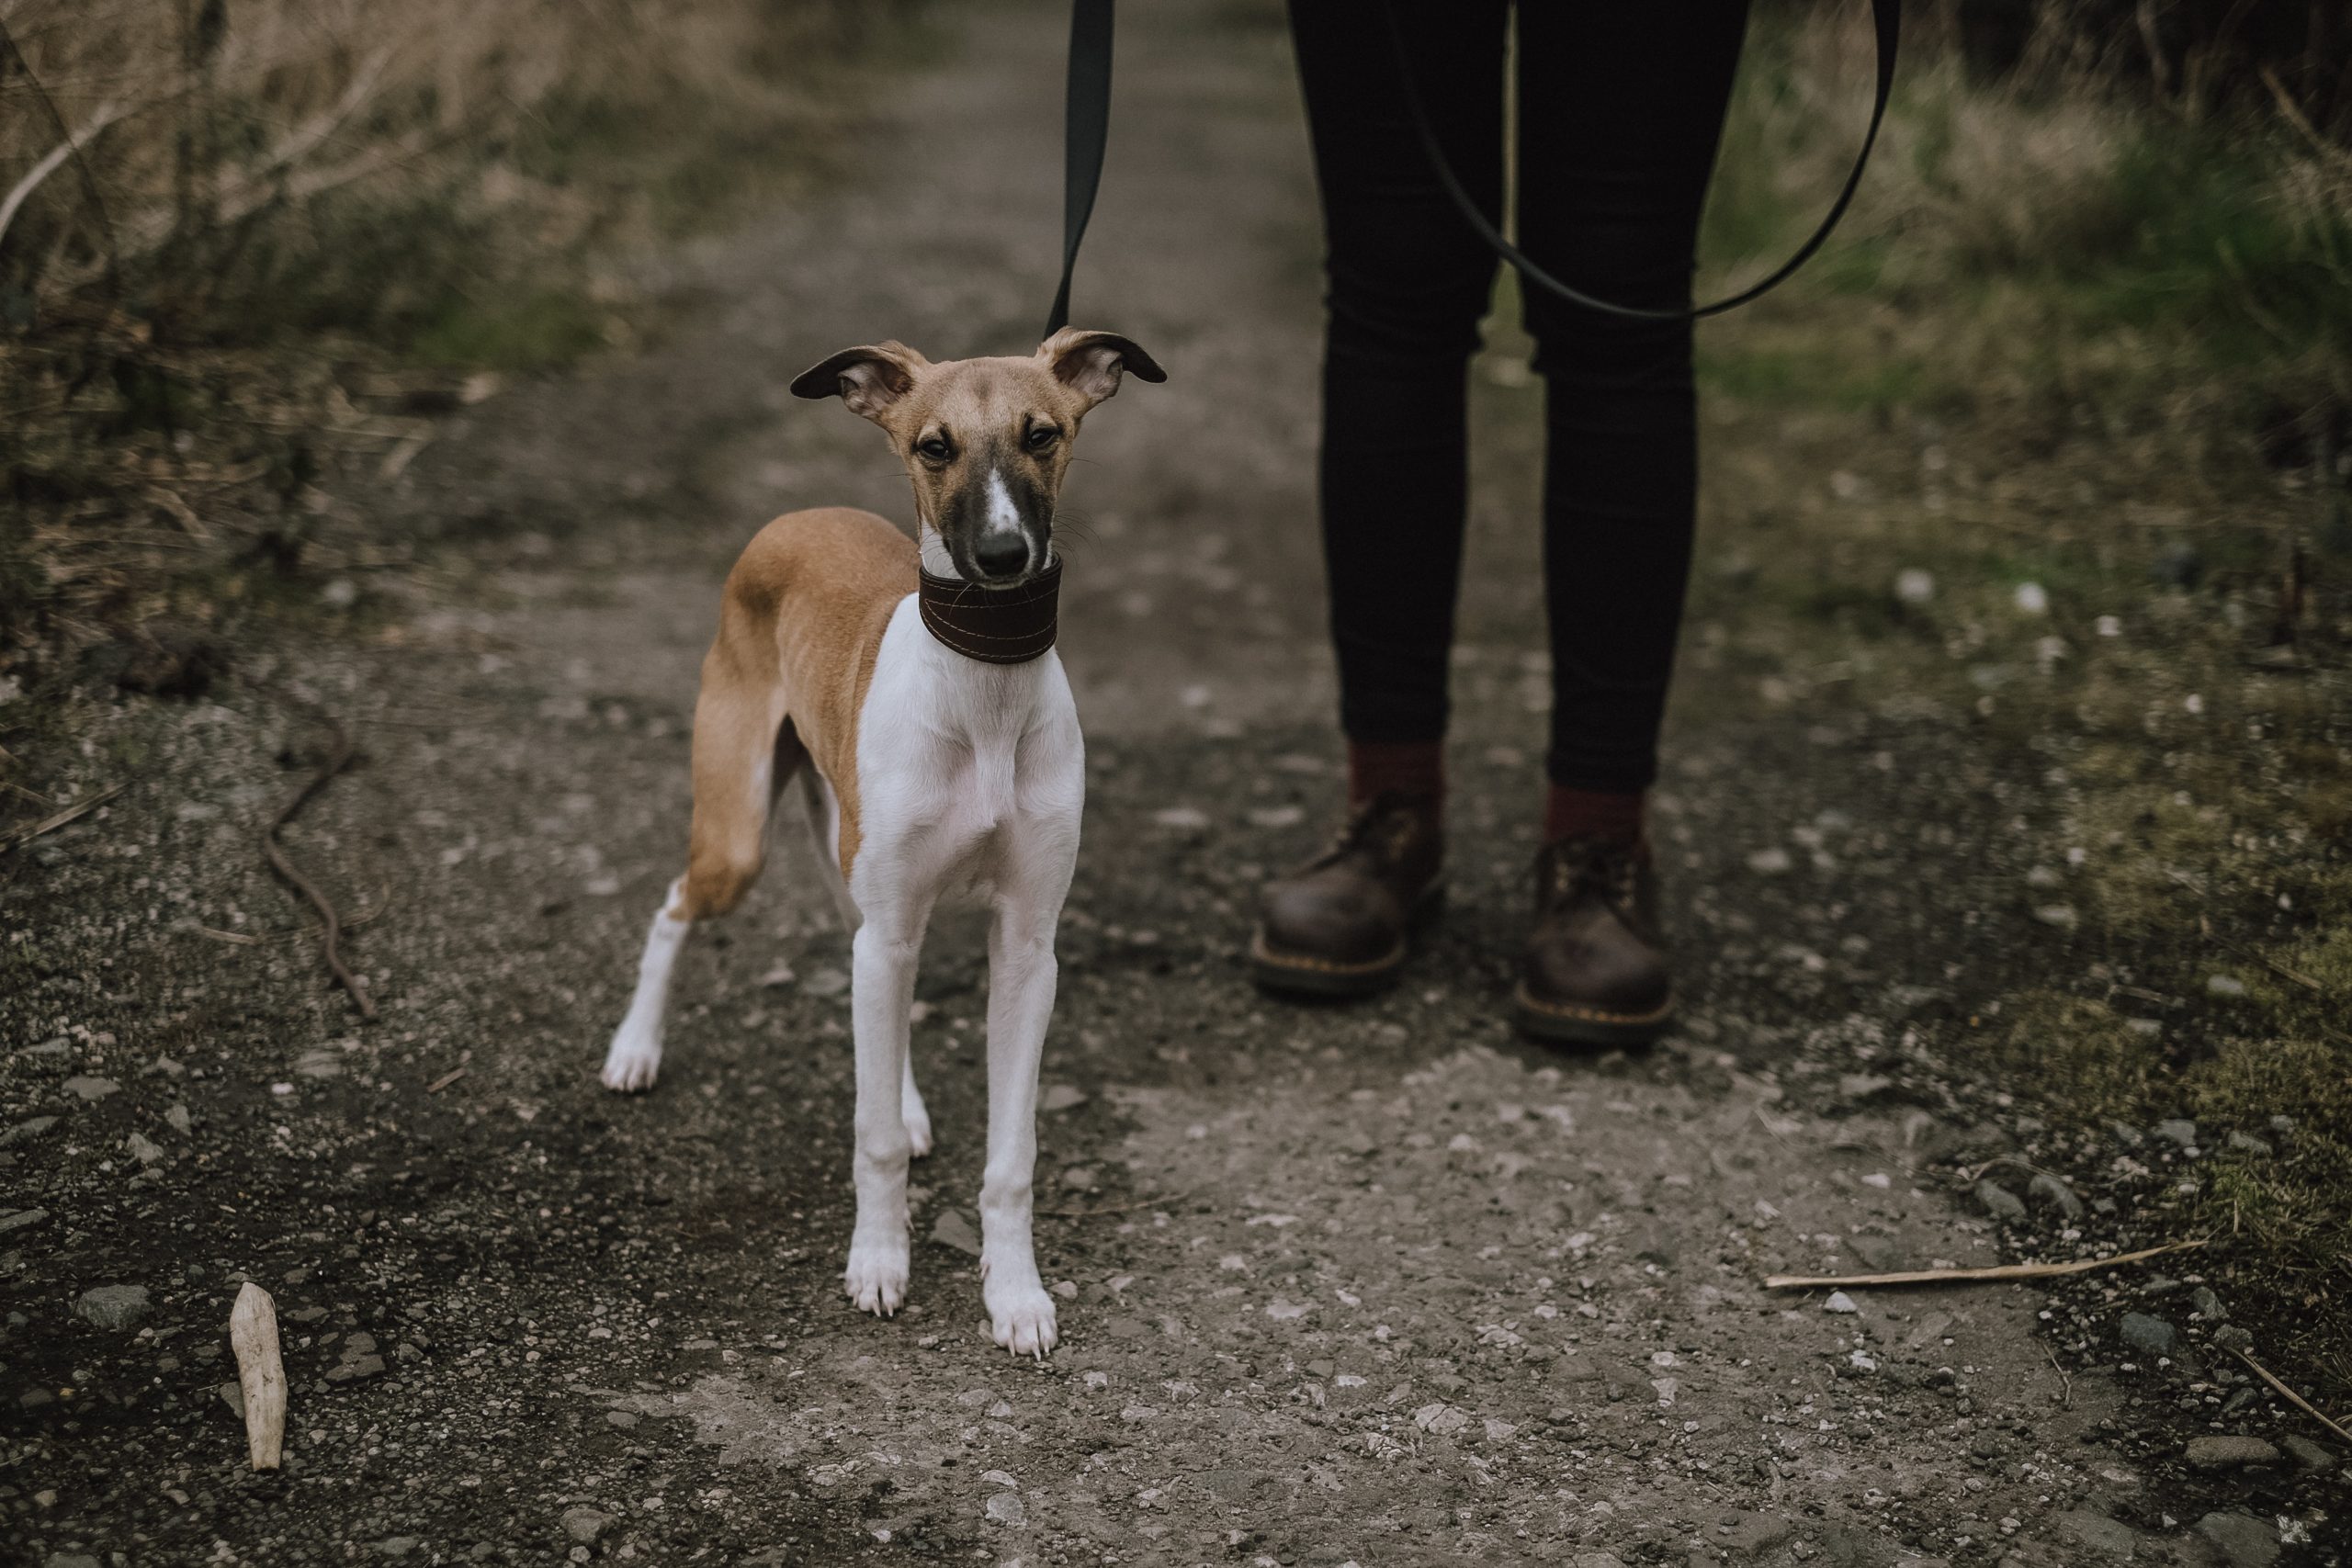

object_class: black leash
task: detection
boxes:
[1384,0,1901,321]
[1046,0,1115,337]
[1048,0,1900,333]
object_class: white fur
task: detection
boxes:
[600,592,1081,1358]
[840,598,1081,1355]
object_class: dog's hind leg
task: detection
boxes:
[601,659,792,1093]
[798,770,931,1157]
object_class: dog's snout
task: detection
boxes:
[973,534,1029,580]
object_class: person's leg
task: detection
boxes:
[1254,0,1507,998]
[1508,0,1750,1043]
[1287,0,1510,807]
[1516,0,1751,835]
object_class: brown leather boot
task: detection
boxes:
[1513,835,1673,1044]
[1250,794,1444,997]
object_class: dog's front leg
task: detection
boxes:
[844,910,922,1316]
[978,894,1065,1358]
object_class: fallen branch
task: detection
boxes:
[1763,1239,2204,1290]
[2236,1348,2352,1445]
[258,694,376,1019]
[0,782,128,854]
[228,1281,286,1470]
[0,100,130,257]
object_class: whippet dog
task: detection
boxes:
[599,329,1164,1358]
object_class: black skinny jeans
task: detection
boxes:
[1289,0,1750,794]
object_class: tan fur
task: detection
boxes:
[682,506,914,916]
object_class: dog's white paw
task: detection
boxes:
[903,1102,933,1159]
[986,1280,1059,1359]
[600,1031,662,1093]
[843,1238,910,1318]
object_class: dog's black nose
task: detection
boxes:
[973,536,1028,580]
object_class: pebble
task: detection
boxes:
[2,1116,59,1146]
[165,1104,192,1134]
[0,1209,49,1234]
[2119,1313,2175,1357]
[62,1076,120,1100]
[2280,1436,2335,1472]
[1894,570,1934,604]
[985,1491,1026,1526]
[802,966,849,998]
[1039,1084,1088,1112]
[1823,1292,1859,1314]
[2012,581,2048,614]
[2026,1172,2083,1219]
[930,1209,982,1257]
[2154,1119,2199,1149]
[560,1506,613,1545]
[75,1284,151,1331]
[1973,1179,2027,1222]
[2225,1130,2273,1156]
[2205,974,2247,998]
[2184,1436,2282,1471]
[1746,847,1792,874]
[2193,1511,2279,1568]
[2190,1286,2226,1322]
[127,1131,164,1164]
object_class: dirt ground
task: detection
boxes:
[3,2,2341,1564]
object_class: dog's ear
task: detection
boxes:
[1037,328,1165,408]
[788,342,930,423]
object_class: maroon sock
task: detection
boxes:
[1544,784,1644,845]
[1347,740,1444,809]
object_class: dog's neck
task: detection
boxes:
[917,555,1061,666]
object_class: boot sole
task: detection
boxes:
[1510,984,1674,1047]
[1249,885,1445,999]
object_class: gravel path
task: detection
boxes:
[3,3,2328,1564]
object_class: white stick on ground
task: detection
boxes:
[229,1281,287,1470]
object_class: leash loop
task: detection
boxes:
[1046,0,1116,338]
[1382,0,1901,321]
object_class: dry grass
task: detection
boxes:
[0,0,919,728]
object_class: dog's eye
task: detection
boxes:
[915,436,953,463]
[1024,425,1058,452]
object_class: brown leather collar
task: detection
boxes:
[917,558,1062,664]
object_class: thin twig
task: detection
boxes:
[1764,1239,2204,1290]
[0,100,130,256]
[1040,1190,1192,1220]
[0,783,128,853]
[2235,1348,2352,1445]
[2043,1343,2073,1409]
[258,693,375,1020]
[425,1066,468,1094]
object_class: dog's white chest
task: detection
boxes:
[848,599,1084,910]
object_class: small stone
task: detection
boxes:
[75,1284,151,1330]
[2205,974,2247,998]
[127,1131,164,1164]
[2,1116,58,1146]
[62,1076,119,1100]
[2119,1313,2175,1357]
[1973,1179,2028,1222]
[2193,1511,2279,1568]
[1822,1292,1859,1314]
[164,1103,192,1133]
[1894,570,1935,604]
[2012,581,2049,614]
[930,1210,982,1258]
[218,1382,244,1417]
[2279,1436,2335,1472]
[560,1506,613,1545]
[2190,1286,2226,1322]
[1746,847,1793,874]
[605,1410,639,1429]
[1039,1084,1088,1112]
[374,1537,420,1560]
[1150,806,1209,831]
[985,1491,1026,1526]
[2055,1511,2141,1557]
[2183,1436,2282,1471]
[802,966,849,998]
[2212,1324,2255,1351]
[1838,1074,1894,1102]
[0,1208,49,1234]
[2225,1130,2273,1156]
[2026,1173,2083,1219]
[2154,1119,2199,1149]
[326,1353,388,1382]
